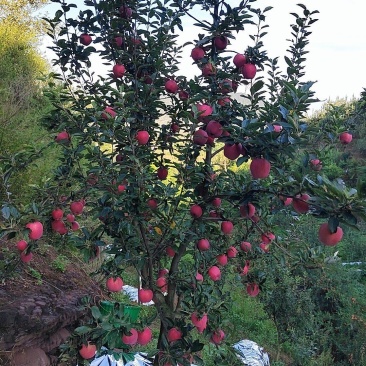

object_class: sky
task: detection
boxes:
[39,0,366,112]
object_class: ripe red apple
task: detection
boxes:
[71,221,80,231]
[318,223,343,246]
[26,221,43,240]
[79,33,92,46]
[211,197,221,207]
[292,193,310,214]
[191,47,205,61]
[246,283,260,297]
[119,5,133,18]
[227,246,238,258]
[137,327,153,346]
[261,232,275,244]
[55,131,70,143]
[101,106,116,120]
[165,79,179,94]
[190,204,203,218]
[218,97,231,106]
[117,184,126,193]
[272,124,282,133]
[70,201,84,215]
[206,120,223,138]
[250,158,271,179]
[136,130,150,145]
[112,64,126,78]
[166,246,176,257]
[193,129,208,145]
[202,62,216,77]
[310,159,322,171]
[241,63,257,79]
[221,220,233,235]
[214,36,228,50]
[52,208,64,221]
[339,132,352,144]
[224,143,243,160]
[170,122,180,134]
[167,327,182,342]
[79,343,97,359]
[66,214,75,223]
[138,288,153,303]
[240,203,256,218]
[197,238,210,251]
[16,240,28,251]
[233,53,247,67]
[158,268,169,277]
[156,276,168,292]
[20,252,33,263]
[217,254,228,266]
[209,210,218,218]
[157,166,168,180]
[259,242,270,253]
[52,220,67,235]
[114,36,123,47]
[241,260,250,276]
[196,272,203,281]
[208,265,221,281]
[210,329,225,345]
[147,198,158,209]
[196,103,213,117]
[106,277,124,292]
[240,241,252,252]
[178,90,189,100]
[279,195,293,206]
[122,328,138,345]
[191,312,208,333]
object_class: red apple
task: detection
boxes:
[196,103,213,117]
[214,36,228,50]
[190,204,203,218]
[233,53,247,67]
[217,254,228,266]
[52,208,64,221]
[210,329,225,345]
[122,328,138,345]
[138,288,153,303]
[79,33,92,46]
[71,221,80,231]
[106,277,124,292]
[170,122,180,134]
[137,327,153,346]
[240,241,252,252]
[241,63,257,79]
[272,124,282,133]
[197,238,210,251]
[55,131,70,143]
[165,79,179,94]
[20,252,33,263]
[166,246,176,257]
[26,221,43,240]
[79,343,97,359]
[241,260,250,276]
[318,223,343,246]
[158,268,169,277]
[261,232,275,244]
[224,143,243,160]
[157,166,168,180]
[113,64,126,78]
[191,47,205,61]
[218,97,231,106]
[119,5,133,18]
[52,220,67,235]
[227,246,238,258]
[246,283,260,297]
[136,130,150,145]
[178,90,189,100]
[101,106,116,119]
[279,195,293,206]
[206,120,223,138]
[167,327,182,342]
[117,184,126,193]
[208,265,221,281]
[70,201,84,215]
[114,36,123,47]
[211,197,221,207]
[156,276,168,292]
[193,129,208,145]
[221,220,233,235]
[66,214,75,223]
[196,272,203,281]
[16,240,28,251]
[250,158,271,179]
[259,242,270,253]
[147,198,158,209]
[339,132,352,144]
[202,62,216,77]
[292,193,310,214]
[240,203,256,218]
[191,312,208,333]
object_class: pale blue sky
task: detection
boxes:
[39,0,366,111]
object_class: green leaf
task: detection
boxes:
[74,326,92,335]
[91,306,102,320]
[328,217,339,233]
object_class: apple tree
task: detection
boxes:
[1,0,365,365]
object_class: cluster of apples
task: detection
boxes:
[51,200,84,235]
[16,221,44,263]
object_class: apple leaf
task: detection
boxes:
[74,326,92,335]
[328,217,339,234]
